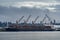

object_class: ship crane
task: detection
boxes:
[16,16,24,24]
[15,16,24,28]
[32,16,39,24]
[24,15,31,24]
[41,14,52,24]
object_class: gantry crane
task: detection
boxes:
[24,15,31,24]
[16,16,24,24]
[41,14,52,24]
[15,16,24,28]
[40,14,55,30]
[32,16,39,24]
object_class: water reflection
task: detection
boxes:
[0,31,60,40]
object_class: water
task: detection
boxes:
[0,31,60,40]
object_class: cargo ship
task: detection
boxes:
[5,14,56,31]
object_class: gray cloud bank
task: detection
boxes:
[0,5,60,23]
[0,0,60,23]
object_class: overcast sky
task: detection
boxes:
[0,0,60,23]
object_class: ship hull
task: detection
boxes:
[5,26,55,31]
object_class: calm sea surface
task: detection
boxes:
[0,31,60,40]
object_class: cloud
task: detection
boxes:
[0,6,45,22]
[0,1,58,12]
[0,0,60,23]
[12,2,54,7]
[0,5,60,23]
[0,0,56,2]
[0,1,58,7]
